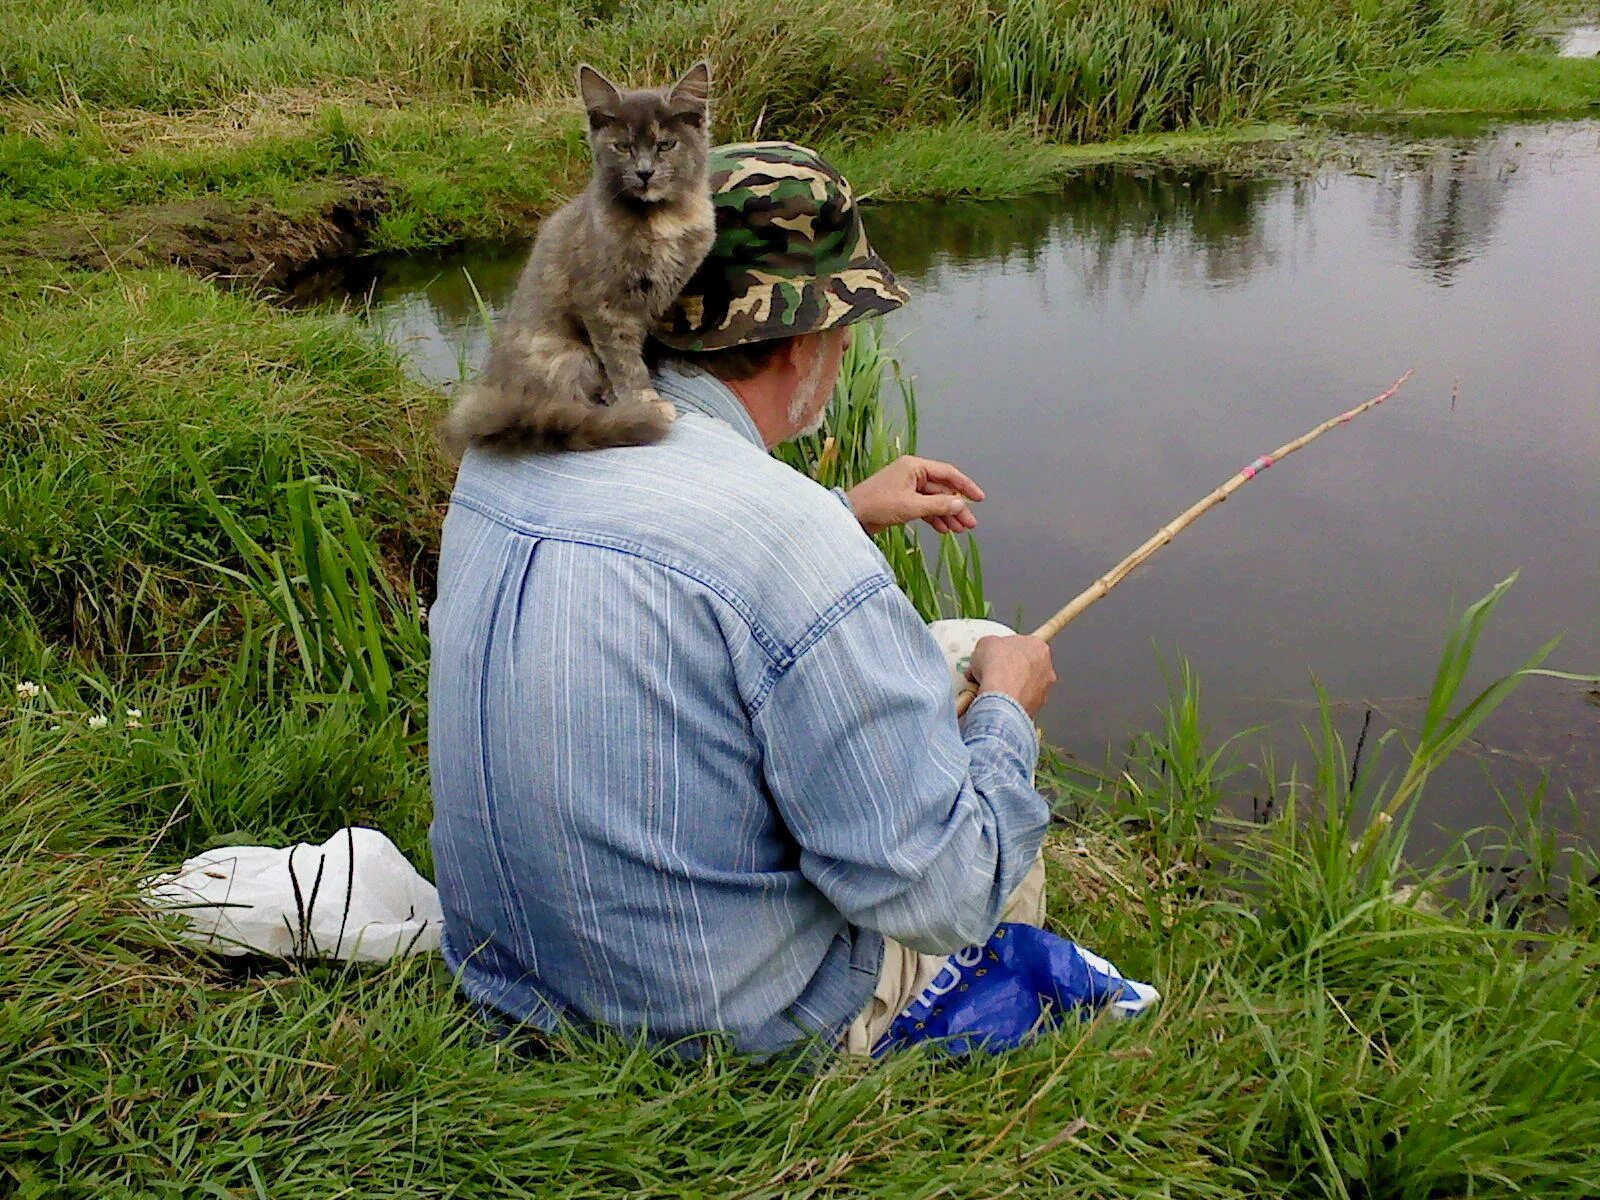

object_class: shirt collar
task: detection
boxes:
[654,362,765,450]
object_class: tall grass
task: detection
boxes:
[974,0,1546,140]
[0,266,445,668]
[0,0,1569,263]
[0,0,1551,137]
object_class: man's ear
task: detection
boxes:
[773,333,808,378]
[667,60,711,126]
[577,64,622,126]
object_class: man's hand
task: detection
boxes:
[845,456,985,537]
[967,635,1056,719]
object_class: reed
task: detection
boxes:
[972,0,1543,141]
[0,0,1549,136]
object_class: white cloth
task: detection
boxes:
[144,827,442,962]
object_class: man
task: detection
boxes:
[429,142,1057,1057]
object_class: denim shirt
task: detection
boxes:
[428,364,1049,1055]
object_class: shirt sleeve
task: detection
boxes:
[750,581,1049,955]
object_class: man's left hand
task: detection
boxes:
[846,456,985,537]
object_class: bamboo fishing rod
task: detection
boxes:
[953,369,1416,717]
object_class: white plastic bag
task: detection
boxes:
[144,827,443,962]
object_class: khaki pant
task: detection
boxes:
[840,853,1047,1055]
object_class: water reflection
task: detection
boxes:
[866,167,1287,299]
[871,130,1556,299]
[335,242,531,391]
[858,120,1599,840]
[1560,25,1600,57]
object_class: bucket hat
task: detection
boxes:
[655,141,908,350]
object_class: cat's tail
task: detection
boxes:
[443,380,673,457]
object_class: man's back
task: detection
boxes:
[429,366,1047,1054]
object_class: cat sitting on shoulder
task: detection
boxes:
[445,61,715,454]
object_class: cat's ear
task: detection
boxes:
[577,64,622,126]
[667,61,711,127]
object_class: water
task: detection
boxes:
[1560,24,1600,57]
[335,120,1600,841]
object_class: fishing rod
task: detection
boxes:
[953,369,1416,717]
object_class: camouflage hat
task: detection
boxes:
[654,141,908,351]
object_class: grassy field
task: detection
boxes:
[4,0,1600,1195]
[3,0,1594,264]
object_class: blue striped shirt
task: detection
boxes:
[428,363,1048,1054]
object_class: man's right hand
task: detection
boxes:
[967,635,1057,719]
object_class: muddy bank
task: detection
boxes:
[6,178,389,291]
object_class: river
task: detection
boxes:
[332,119,1600,843]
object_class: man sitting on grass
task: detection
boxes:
[428,142,1056,1056]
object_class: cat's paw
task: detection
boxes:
[633,386,676,423]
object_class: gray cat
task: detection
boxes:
[445,62,714,454]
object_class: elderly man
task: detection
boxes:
[429,142,1056,1057]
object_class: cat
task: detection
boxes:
[445,62,714,454]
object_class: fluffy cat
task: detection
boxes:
[445,62,714,454]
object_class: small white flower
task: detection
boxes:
[125,716,143,730]
[15,681,41,701]
[87,714,108,730]
[125,707,142,719]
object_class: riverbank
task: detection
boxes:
[4,0,1596,278]
[6,41,1597,272]
[4,2,1599,1194]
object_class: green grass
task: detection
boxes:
[0,0,1579,262]
[970,0,1535,141]
[5,539,1598,1194]
[1363,49,1600,114]
[0,264,445,667]
[0,0,1552,128]
[824,120,1298,201]
[2,0,1598,1193]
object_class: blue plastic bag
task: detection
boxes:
[872,923,1159,1057]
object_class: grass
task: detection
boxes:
[1362,49,1600,114]
[5,536,1598,1194]
[0,0,1587,265]
[2,0,1598,1193]
[826,120,1299,201]
[0,264,444,668]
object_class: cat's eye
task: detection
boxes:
[611,141,632,153]
[657,139,677,152]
